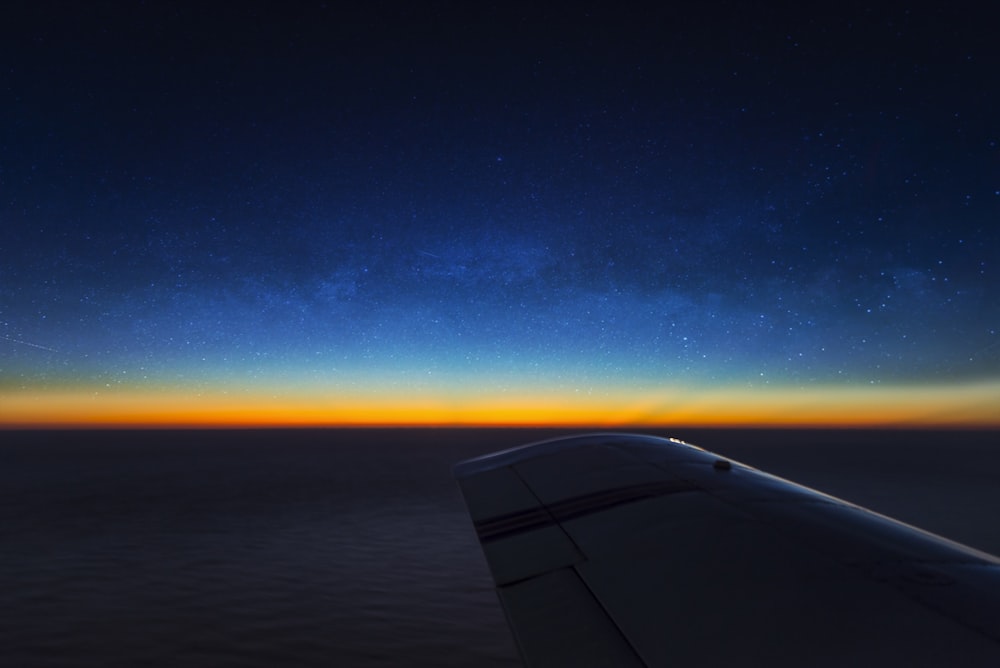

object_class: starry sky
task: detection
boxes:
[2,2,998,427]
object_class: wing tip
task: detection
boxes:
[452,431,698,478]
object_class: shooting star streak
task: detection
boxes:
[417,249,441,259]
[2,335,60,353]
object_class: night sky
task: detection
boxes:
[2,2,998,427]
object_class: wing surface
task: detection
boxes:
[454,433,1000,667]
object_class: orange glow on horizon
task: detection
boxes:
[2,381,999,429]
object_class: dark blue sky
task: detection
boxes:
[2,2,998,424]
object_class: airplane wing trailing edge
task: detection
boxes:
[453,433,1000,667]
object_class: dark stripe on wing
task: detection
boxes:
[475,478,697,542]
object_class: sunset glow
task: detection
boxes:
[4,381,998,429]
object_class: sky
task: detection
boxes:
[1,2,998,427]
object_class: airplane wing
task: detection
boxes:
[453,433,1000,667]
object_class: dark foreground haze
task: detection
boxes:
[2,428,998,667]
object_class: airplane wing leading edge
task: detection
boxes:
[453,433,1000,667]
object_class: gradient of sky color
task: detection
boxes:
[2,2,998,427]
